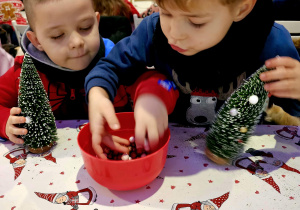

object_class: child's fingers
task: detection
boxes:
[102,135,130,154]
[6,121,26,144]
[134,122,147,149]
[8,135,24,144]
[265,56,297,69]
[264,79,300,99]
[148,120,168,151]
[8,122,27,135]
[260,65,293,82]
[269,89,300,99]
[146,124,159,151]
[264,79,295,92]
[112,135,130,146]
[102,107,120,131]
[89,119,107,159]
[92,137,107,160]
[10,107,22,115]
[10,115,26,125]
[160,115,168,137]
[6,108,27,144]
[9,107,27,133]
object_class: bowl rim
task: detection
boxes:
[77,123,171,164]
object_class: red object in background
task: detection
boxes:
[0,0,27,25]
[124,0,140,17]
[77,112,170,191]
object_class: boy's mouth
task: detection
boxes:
[73,53,87,58]
[71,50,88,58]
[170,44,187,53]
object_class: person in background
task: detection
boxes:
[93,0,140,23]
[0,39,14,76]
[93,0,140,43]
[85,0,300,158]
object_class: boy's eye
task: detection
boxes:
[190,22,204,28]
[51,34,64,40]
[80,25,92,31]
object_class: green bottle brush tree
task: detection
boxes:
[18,53,58,154]
[205,65,270,165]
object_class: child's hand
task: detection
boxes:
[5,107,27,144]
[134,94,168,152]
[260,56,300,100]
[88,87,130,159]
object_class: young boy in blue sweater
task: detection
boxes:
[85,0,300,158]
[0,0,175,156]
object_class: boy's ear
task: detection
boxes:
[233,0,257,22]
[26,31,44,51]
[96,11,100,23]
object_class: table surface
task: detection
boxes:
[0,120,300,210]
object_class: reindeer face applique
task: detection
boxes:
[186,90,218,125]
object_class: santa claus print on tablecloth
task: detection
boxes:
[76,123,88,132]
[275,126,300,141]
[43,152,56,163]
[246,148,300,175]
[232,154,281,193]
[4,147,28,180]
[274,126,300,146]
[171,192,230,210]
[4,144,57,180]
[35,186,97,210]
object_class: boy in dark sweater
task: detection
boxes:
[85,0,300,157]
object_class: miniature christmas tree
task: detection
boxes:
[18,53,58,153]
[205,65,269,164]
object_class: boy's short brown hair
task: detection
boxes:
[23,0,94,30]
[155,0,242,11]
[22,0,46,30]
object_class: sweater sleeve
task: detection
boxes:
[0,56,23,139]
[125,71,179,114]
[85,14,158,102]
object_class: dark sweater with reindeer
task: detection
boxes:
[85,0,300,126]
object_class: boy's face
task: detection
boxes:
[159,0,242,56]
[27,0,100,70]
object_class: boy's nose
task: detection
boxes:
[169,19,186,40]
[69,32,84,49]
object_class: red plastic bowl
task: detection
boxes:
[77,112,170,190]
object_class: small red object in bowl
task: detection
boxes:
[77,112,170,190]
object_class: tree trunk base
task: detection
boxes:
[205,147,230,165]
[28,142,54,154]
